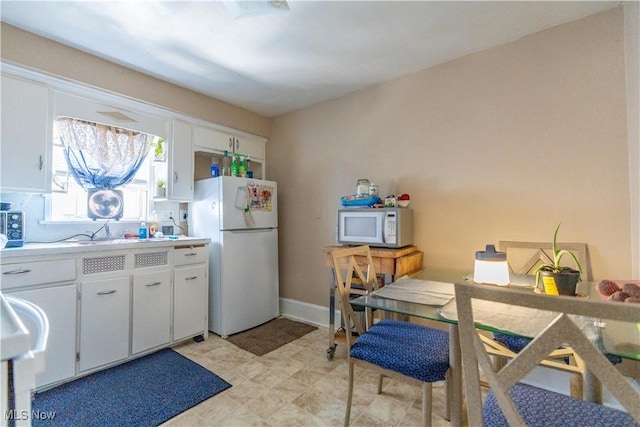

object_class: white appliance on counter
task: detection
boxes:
[189,177,279,337]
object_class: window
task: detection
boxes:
[49,118,160,221]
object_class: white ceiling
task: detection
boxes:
[1,1,619,117]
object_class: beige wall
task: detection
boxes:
[624,1,640,277]
[270,8,632,307]
[0,23,271,138]
[1,9,634,310]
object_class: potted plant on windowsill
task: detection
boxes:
[534,223,583,296]
[155,179,166,198]
[152,138,166,162]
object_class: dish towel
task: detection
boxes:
[373,276,455,307]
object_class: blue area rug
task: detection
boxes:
[32,348,231,426]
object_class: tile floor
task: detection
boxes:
[163,325,453,426]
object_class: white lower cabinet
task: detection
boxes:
[173,265,207,341]
[132,270,172,354]
[79,277,130,372]
[7,284,77,388]
[0,240,208,390]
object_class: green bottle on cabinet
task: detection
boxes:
[231,154,239,177]
[238,155,246,177]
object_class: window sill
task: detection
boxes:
[40,219,143,225]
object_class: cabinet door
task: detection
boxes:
[132,270,171,354]
[8,284,77,388]
[193,126,230,152]
[232,134,265,161]
[79,277,130,372]
[173,265,207,341]
[1,75,51,193]
[169,120,194,201]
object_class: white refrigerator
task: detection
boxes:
[190,176,279,337]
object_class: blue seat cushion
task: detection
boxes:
[493,332,623,365]
[493,332,532,353]
[483,382,637,427]
[350,319,449,383]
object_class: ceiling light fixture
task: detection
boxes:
[223,0,289,19]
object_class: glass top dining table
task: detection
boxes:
[350,268,640,361]
[349,268,640,426]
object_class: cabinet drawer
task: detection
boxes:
[174,245,207,266]
[1,259,76,290]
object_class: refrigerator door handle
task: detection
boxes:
[226,228,276,233]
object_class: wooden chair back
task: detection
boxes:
[331,245,379,347]
[454,281,640,425]
[499,240,592,281]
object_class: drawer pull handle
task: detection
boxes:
[3,269,32,275]
[184,253,198,257]
[97,290,117,295]
[146,281,162,287]
[185,276,198,280]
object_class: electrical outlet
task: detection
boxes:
[159,210,174,221]
[179,209,188,221]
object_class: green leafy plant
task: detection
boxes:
[154,138,165,157]
[534,223,583,291]
[156,178,166,188]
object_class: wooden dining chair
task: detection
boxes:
[486,240,621,401]
[331,245,451,427]
[498,240,591,280]
[454,281,640,426]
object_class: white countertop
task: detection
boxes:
[0,236,211,260]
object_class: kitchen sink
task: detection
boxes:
[65,238,174,245]
[66,239,137,245]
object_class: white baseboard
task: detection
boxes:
[279,297,338,329]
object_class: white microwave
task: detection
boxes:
[337,208,413,248]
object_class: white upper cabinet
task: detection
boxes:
[169,120,194,200]
[1,67,267,199]
[54,92,169,138]
[1,74,51,193]
[192,124,267,180]
[193,124,266,161]
[192,125,230,153]
[229,133,265,161]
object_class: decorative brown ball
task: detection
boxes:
[608,291,630,302]
[597,280,620,297]
[622,283,640,299]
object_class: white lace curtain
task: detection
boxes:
[57,117,152,190]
